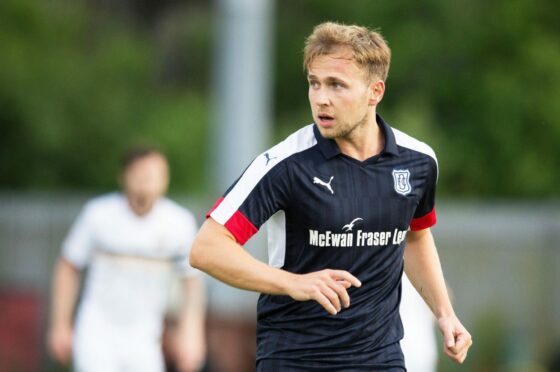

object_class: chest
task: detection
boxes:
[91,214,186,258]
[287,156,427,233]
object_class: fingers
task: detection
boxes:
[444,342,471,364]
[443,326,455,349]
[330,270,362,288]
[453,333,467,351]
[313,291,338,315]
[292,269,361,315]
[329,280,351,308]
[320,282,342,312]
[51,342,71,365]
[337,279,352,289]
[47,331,72,365]
[443,328,473,364]
[438,317,456,350]
[324,270,361,310]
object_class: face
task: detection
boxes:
[307,47,384,139]
[121,154,169,215]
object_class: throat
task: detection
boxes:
[128,197,154,216]
[335,122,385,161]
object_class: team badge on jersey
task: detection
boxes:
[392,169,411,195]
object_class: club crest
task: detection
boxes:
[392,169,412,195]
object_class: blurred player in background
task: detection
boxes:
[47,146,206,372]
[400,273,438,372]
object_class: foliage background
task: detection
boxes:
[1,1,559,370]
[1,0,559,198]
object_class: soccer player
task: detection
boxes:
[47,147,206,372]
[190,22,472,370]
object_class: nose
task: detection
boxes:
[310,86,330,106]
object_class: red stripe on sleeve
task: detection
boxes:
[206,196,258,244]
[206,197,225,219]
[224,210,258,245]
[410,208,437,231]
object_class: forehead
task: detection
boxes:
[125,154,167,173]
[307,47,365,80]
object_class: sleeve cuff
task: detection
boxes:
[410,208,437,231]
[207,197,258,245]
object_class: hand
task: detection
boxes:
[173,329,206,372]
[47,324,73,365]
[437,315,473,363]
[287,269,362,315]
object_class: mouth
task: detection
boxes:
[317,113,335,127]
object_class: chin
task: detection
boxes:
[316,124,335,139]
[319,126,347,140]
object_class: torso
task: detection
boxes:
[210,116,438,368]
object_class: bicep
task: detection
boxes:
[199,217,237,243]
[406,228,432,244]
[189,217,239,268]
[404,228,436,265]
[61,205,96,268]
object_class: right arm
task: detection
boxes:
[190,218,361,315]
[47,258,81,365]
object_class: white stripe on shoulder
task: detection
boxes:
[393,128,438,165]
[211,124,317,225]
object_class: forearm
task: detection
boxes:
[179,276,206,337]
[404,229,454,318]
[190,218,294,295]
[49,258,80,328]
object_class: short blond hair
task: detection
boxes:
[303,22,391,82]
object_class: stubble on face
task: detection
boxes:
[319,109,369,140]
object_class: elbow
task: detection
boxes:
[189,235,208,272]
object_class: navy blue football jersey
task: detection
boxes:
[208,115,438,370]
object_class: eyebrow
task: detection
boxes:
[307,75,347,84]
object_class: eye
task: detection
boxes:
[308,80,320,89]
[331,82,344,89]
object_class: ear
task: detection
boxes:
[368,80,385,106]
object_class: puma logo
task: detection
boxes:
[264,153,277,166]
[342,218,363,232]
[313,176,334,194]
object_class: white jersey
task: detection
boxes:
[400,274,438,372]
[62,193,199,339]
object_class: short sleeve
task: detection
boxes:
[410,156,438,231]
[61,202,96,269]
[176,211,202,278]
[208,159,291,245]
[207,125,316,244]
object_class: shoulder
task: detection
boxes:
[83,192,123,215]
[392,128,437,165]
[260,124,317,164]
[233,124,318,183]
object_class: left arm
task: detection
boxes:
[404,228,472,364]
[174,276,207,372]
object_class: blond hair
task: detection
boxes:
[303,22,391,82]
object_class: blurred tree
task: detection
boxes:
[0,0,212,195]
[1,0,559,198]
[274,0,560,198]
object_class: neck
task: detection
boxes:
[335,111,384,161]
[127,196,155,216]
